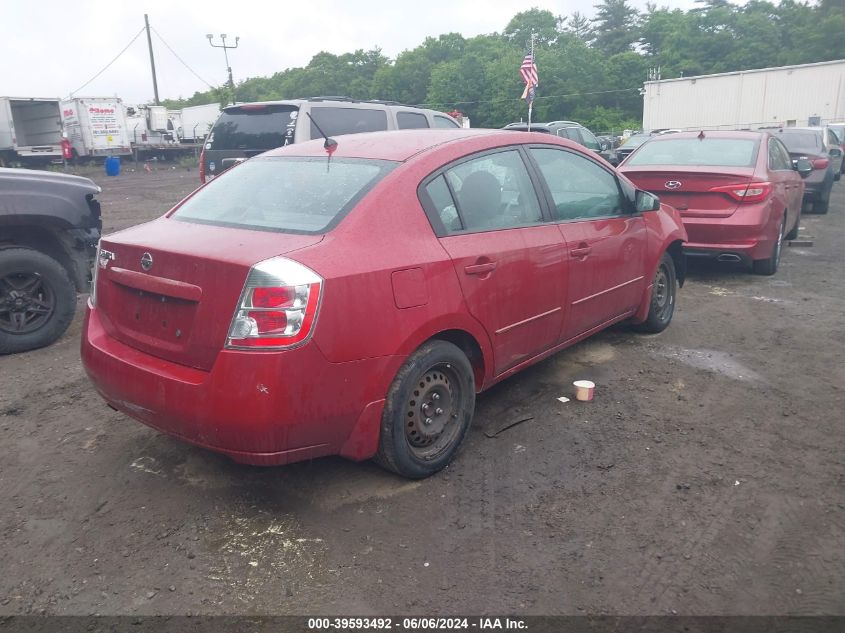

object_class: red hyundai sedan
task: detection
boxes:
[619,130,811,275]
[82,129,687,478]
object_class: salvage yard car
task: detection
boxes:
[770,127,842,214]
[1,168,101,353]
[200,97,460,183]
[81,129,687,478]
[619,130,810,276]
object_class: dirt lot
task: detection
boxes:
[1,166,843,617]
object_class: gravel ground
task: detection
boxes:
[0,166,843,616]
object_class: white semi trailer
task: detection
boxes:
[0,97,64,165]
[642,59,845,132]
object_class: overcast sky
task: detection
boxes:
[2,0,702,104]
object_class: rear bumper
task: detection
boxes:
[81,306,398,465]
[680,204,776,262]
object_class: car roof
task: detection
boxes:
[223,98,446,114]
[262,128,582,162]
[645,130,765,140]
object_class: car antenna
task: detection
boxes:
[306,113,338,171]
[697,130,706,140]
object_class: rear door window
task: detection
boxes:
[172,157,396,234]
[423,150,542,234]
[309,107,388,138]
[207,105,299,150]
[397,112,430,129]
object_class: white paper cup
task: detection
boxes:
[573,380,595,402]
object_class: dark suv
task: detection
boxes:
[201,97,460,182]
[770,127,842,213]
[0,168,101,353]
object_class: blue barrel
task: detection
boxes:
[104,156,121,177]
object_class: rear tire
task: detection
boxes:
[635,252,677,334]
[374,340,475,479]
[0,248,77,354]
[753,216,785,276]
[813,179,832,214]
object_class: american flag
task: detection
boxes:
[520,52,538,89]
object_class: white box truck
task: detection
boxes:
[0,97,64,165]
[61,98,132,158]
[179,103,220,142]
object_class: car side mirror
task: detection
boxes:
[635,190,661,213]
[600,141,610,151]
[793,158,813,178]
[830,148,842,157]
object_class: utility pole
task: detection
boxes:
[207,33,240,103]
[144,14,160,105]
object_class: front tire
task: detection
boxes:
[0,248,77,354]
[785,209,800,240]
[635,252,677,334]
[375,340,475,479]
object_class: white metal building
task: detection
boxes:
[642,59,845,131]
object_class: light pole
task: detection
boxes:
[206,33,239,102]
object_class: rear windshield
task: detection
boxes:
[627,138,759,167]
[621,134,651,149]
[208,105,298,150]
[172,157,397,234]
[774,132,822,154]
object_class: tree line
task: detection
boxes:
[163,0,845,134]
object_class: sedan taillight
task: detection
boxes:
[812,158,829,170]
[226,257,322,350]
[709,182,773,203]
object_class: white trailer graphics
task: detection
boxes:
[642,59,845,132]
[61,98,132,157]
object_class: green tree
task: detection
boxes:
[592,0,640,55]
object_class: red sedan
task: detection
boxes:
[620,130,811,275]
[81,129,687,478]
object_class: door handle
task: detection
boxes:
[570,244,592,258]
[464,261,497,275]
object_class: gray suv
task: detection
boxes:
[201,97,461,182]
[770,126,843,213]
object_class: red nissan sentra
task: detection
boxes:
[82,129,687,478]
[619,130,811,275]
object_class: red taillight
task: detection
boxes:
[199,148,206,183]
[812,158,829,170]
[226,257,323,350]
[61,138,72,160]
[709,182,772,203]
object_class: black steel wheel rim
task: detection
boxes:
[652,264,672,320]
[405,363,463,460]
[0,272,56,334]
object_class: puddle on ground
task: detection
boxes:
[655,347,766,383]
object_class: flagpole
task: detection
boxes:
[527,31,534,132]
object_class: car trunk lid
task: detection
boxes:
[622,167,756,218]
[95,218,322,370]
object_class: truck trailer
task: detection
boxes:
[0,97,63,166]
[179,103,220,143]
[642,59,845,132]
[61,98,132,158]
